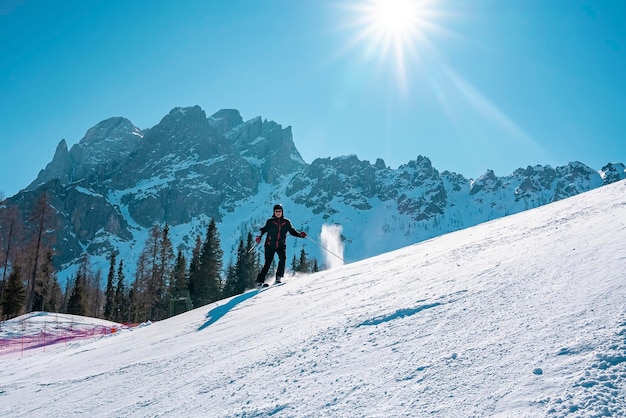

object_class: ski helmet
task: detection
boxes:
[273,204,283,212]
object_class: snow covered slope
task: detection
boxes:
[1,180,625,417]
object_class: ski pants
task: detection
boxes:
[257,244,286,282]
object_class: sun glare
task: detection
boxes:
[338,0,441,90]
[372,0,420,36]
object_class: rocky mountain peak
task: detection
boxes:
[27,117,142,191]
[26,139,72,191]
[209,109,244,135]
[159,106,207,131]
[229,116,305,183]
[81,117,139,145]
[374,158,387,170]
[470,169,500,195]
[146,106,213,152]
[601,163,626,184]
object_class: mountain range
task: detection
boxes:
[1,105,625,282]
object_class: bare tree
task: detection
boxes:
[25,193,55,312]
[129,224,176,321]
[0,205,21,312]
[90,269,103,318]
[75,254,103,318]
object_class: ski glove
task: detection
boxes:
[255,236,262,244]
[300,232,307,238]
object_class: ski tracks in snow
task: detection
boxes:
[542,313,626,417]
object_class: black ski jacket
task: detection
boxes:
[259,216,302,249]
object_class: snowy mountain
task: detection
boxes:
[0,105,624,282]
[1,179,625,417]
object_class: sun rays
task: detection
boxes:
[336,0,443,90]
[328,0,546,164]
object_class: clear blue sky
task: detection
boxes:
[1,0,625,198]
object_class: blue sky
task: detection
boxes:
[1,0,625,197]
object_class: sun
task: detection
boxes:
[336,0,442,90]
[370,0,422,37]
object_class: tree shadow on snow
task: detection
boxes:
[198,290,258,331]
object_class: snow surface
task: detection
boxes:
[1,180,625,417]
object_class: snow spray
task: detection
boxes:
[320,224,345,269]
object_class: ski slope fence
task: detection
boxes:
[0,325,119,357]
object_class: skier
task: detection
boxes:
[255,204,307,287]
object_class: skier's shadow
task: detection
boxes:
[198,290,258,331]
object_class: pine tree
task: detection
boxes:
[222,233,255,297]
[236,232,257,291]
[298,248,309,273]
[187,234,202,308]
[33,250,56,311]
[66,270,87,316]
[1,265,25,319]
[169,248,191,317]
[128,276,139,323]
[104,253,117,320]
[291,254,298,273]
[42,251,55,308]
[114,260,127,322]
[172,249,188,292]
[222,261,238,298]
[61,279,71,313]
[189,219,223,307]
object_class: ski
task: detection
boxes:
[256,282,286,292]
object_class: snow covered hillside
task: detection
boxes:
[1,180,625,417]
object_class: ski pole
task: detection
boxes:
[246,241,260,253]
[305,236,346,263]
